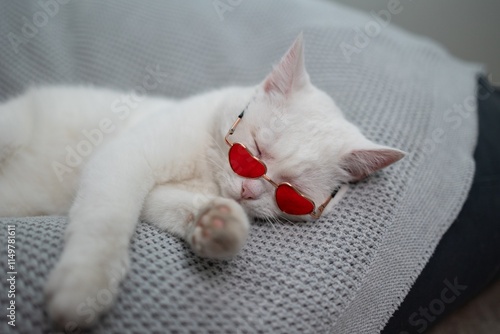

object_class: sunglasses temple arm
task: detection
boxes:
[309,186,342,219]
[225,117,242,146]
[226,100,251,145]
[310,198,331,219]
[239,98,253,118]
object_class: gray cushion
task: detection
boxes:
[0,1,482,333]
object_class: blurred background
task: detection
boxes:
[332,0,500,85]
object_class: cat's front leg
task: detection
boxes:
[142,185,250,259]
[45,136,155,330]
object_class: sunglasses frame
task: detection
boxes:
[224,113,337,219]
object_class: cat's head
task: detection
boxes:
[216,34,404,221]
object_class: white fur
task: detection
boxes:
[0,34,403,329]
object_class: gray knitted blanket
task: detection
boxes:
[0,1,481,333]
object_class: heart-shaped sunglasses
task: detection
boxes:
[224,106,341,218]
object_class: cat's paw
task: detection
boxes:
[45,257,125,330]
[189,198,249,259]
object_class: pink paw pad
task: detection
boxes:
[190,202,248,259]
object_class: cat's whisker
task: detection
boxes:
[273,216,286,227]
[265,216,280,234]
[198,152,226,173]
[205,158,225,172]
[279,216,295,225]
[207,134,227,156]
[197,148,224,167]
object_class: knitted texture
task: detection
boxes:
[0,1,481,333]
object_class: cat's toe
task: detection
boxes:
[190,199,249,259]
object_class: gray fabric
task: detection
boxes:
[0,0,482,333]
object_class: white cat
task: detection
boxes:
[0,35,404,329]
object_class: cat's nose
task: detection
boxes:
[241,180,262,200]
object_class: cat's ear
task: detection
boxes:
[263,33,310,96]
[341,142,405,181]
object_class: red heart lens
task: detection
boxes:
[276,184,314,215]
[229,143,266,178]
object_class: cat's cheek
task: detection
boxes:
[218,186,238,202]
[217,178,242,202]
